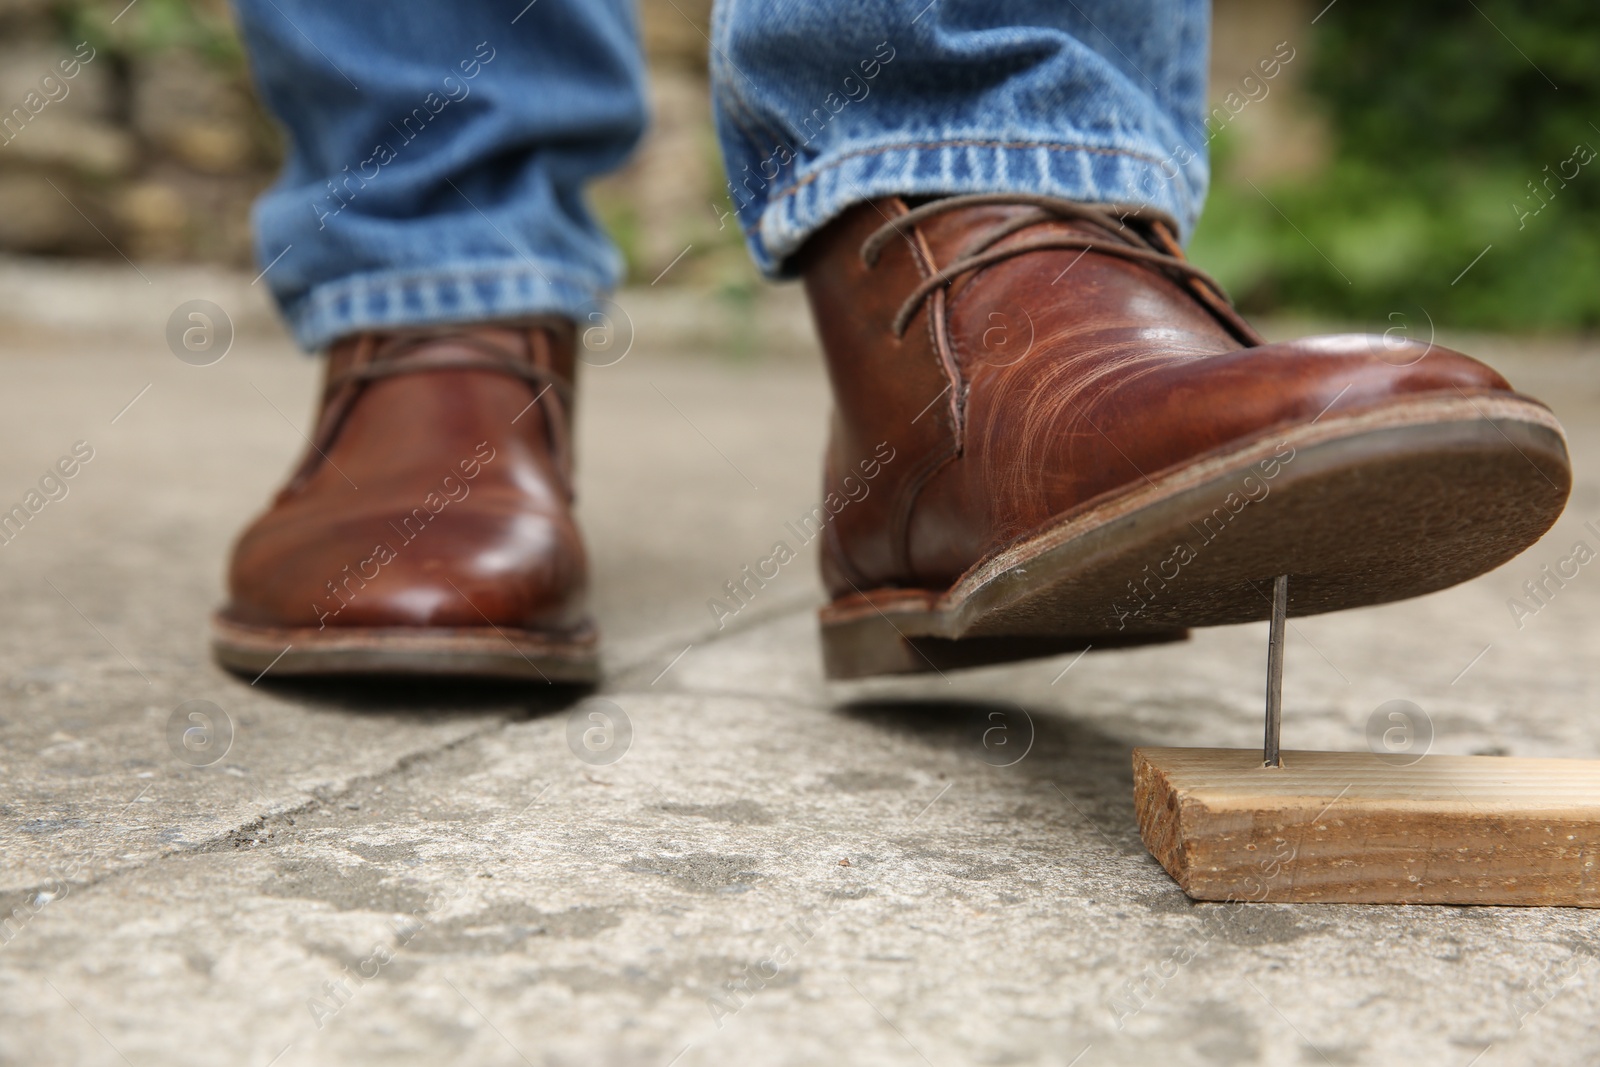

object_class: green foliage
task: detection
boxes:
[63,0,245,65]
[1190,0,1600,331]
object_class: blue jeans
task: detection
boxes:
[237,0,1210,351]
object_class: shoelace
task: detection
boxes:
[322,329,574,409]
[287,326,576,496]
[858,193,1258,344]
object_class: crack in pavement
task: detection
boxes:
[2,600,823,919]
[2,716,511,917]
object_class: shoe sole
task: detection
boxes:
[210,616,600,684]
[820,393,1570,679]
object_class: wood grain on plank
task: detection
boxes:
[1133,747,1600,907]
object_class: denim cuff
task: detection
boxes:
[744,139,1206,277]
[282,259,610,352]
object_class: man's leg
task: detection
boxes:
[711,0,1209,270]
[236,0,645,350]
[709,1,1571,679]
[211,2,646,682]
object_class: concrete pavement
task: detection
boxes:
[1,262,1598,1066]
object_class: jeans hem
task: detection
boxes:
[283,260,609,352]
[743,138,1206,276]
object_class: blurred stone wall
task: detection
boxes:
[0,0,275,264]
[1207,0,1325,184]
[589,0,753,294]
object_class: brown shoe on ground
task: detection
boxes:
[211,322,598,683]
[800,194,1570,679]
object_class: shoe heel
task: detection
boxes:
[820,612,934,680]
[820,610,1174,681]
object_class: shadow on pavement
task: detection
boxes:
[245,674,593,720]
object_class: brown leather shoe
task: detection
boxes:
[801,195,1570,678]
[211,322,598,682]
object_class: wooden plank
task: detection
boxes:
[1133,747,1600,907]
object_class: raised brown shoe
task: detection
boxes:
[211,322,597,683]
[802,195,1570,678]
